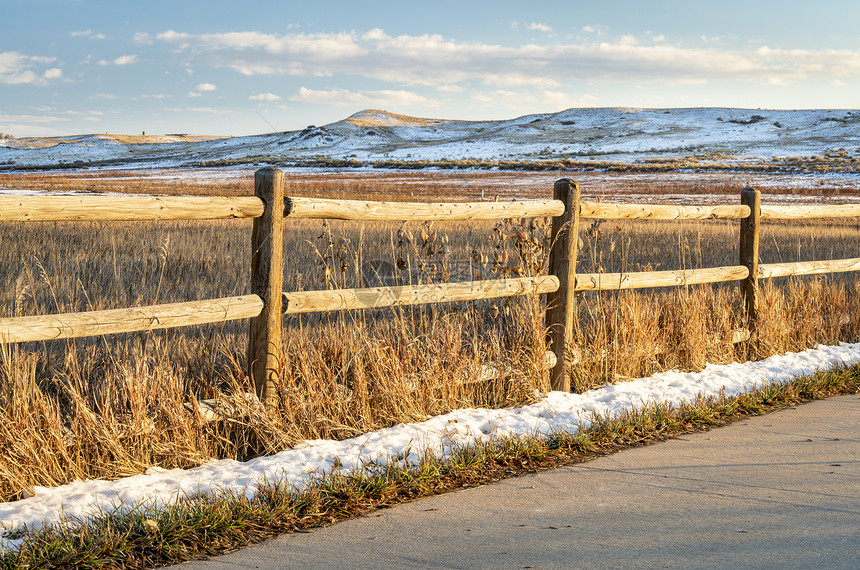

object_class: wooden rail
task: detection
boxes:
[759,257,860,278]
[580,202,749,220]
[283,276,558,314]
[760,204,860,220]
[574,266,749,292]
[284,196,564,220]
[0,295,263,343]
[0,277,559,345]
[0,195,264,221]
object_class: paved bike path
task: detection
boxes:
[175,394,860,569]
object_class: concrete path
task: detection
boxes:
[175,394,860,569]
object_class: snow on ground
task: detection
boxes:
[2,341,860,550]
[12,168,860,205]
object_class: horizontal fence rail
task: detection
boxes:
[284,196,565,220]
[570,257,860,293]
[283,276,559,314]
[0,295,264,343]
[580,202,750,220]
[759,257,860,279]
[0,195,265,222]
[0,278,557,344]
[760,204,860,220]
[574,266,750,292]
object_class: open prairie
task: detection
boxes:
[0,168,859,503]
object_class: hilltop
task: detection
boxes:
[341,109,451,128]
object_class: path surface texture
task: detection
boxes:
[175,394,860,569]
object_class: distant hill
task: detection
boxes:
[2,107,859,171]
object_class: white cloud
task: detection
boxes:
[525,22,552,32]
[155,30,191,43]
[134,32,154,45]
[113,54,138,65]
[0,113,69,124]
[249,92,281,101]
[141,94,170,99]
[290,87,433,108]
[582,25,609,35]
[470,89,597,112]
[541,90,600,109]
[164,106,228,114]
[156,29,364,59]
[362,28,388,41]
[184,107,230,114]
[187,91,202,97]
[0,52,60,85]
[150,28,860,92]
[479,73,560,88]
[195,82,217,91]
[71,30,105,39]
[66,110,104,118]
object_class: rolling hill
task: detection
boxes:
[1,107,859,170]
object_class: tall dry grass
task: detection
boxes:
[0,171,858,503]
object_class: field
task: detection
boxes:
[1,169,859,504]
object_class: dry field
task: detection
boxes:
[1,169,859,503]
[4,167,860,202]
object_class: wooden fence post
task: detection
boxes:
[739,187,761,350]
[248,167,285,408]
[546,179,581,392]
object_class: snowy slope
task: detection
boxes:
[2,108,860,169]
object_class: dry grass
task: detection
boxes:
[0,170,858,503]
[187,153,860,175]
[6,364,858,569]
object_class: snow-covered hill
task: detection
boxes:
[2,108,859,170]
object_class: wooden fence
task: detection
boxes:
[1,167,859,405]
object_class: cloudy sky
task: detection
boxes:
[3,0,859,137]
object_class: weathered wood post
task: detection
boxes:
[248,167,285,408]
[739,187,761,353]
[546,179,581,392]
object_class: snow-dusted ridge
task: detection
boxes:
[2,341,860,550]
[2,108,859,169]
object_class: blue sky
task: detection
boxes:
[2,0,859,136]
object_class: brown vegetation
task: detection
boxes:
[187,154,860,175]
[0,170,858,503]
